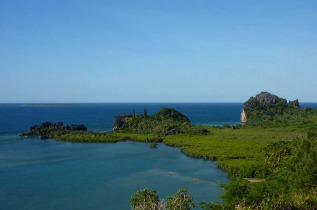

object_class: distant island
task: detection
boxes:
[20,92,317,209]
[22,104,79,107]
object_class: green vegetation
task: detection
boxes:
[246,102,317,129]
[130,188,195,210]
[204,133,317,209]
[54,131,162,143]
[144,108,148,119]
[22,122,306,179]
[19,122,162,143]
[19,122,87,137]
[163,127,305,178]
[114,107,209,135]
[243,92,317,129]
[149,142,158,148]
[130,189,160,210]
[166,189,195,210]
[20,93,317,209]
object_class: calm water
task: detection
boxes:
[0,103,244,134]
[1,103,316,210]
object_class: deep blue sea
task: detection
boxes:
[1,103,317,210]
[0,103,245,134]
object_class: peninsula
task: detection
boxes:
[20,92,317,209]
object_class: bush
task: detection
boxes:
[130,189,195,210]
[130,189,160,210]
[166,189,195,210]
[211,134,317,209]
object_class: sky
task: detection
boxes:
[1,0,316,103]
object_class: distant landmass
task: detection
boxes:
[22,104,79,107]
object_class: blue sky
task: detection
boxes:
[1,0,316,102]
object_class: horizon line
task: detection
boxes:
[1,102,317,104]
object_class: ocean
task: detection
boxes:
[1,103,316,209]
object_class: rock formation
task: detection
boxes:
[113,114,132,130]
[241,92,299,123]
[241,108,247,124]
[243,92,287,110]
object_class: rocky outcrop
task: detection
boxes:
[241,92,300,123]
[113,114,132,130]
[243,92,287,111]
[294,99,299,107]
[241,108,248,124]
[290,99,300,108]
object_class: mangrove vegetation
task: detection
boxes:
[19,92,317,209]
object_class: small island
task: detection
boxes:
[20,92,317,209]
[22,104,79,107]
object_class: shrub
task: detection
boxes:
[130,189,160,210]
[166,189,195,210]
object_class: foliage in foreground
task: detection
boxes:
[133,133,317,209]
[166,189,195,210]
[130,189,160,210]
[130,189,194,210]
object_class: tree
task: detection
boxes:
[130,188,160,210]
[166,189,195,210]
[144,108,148,119]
